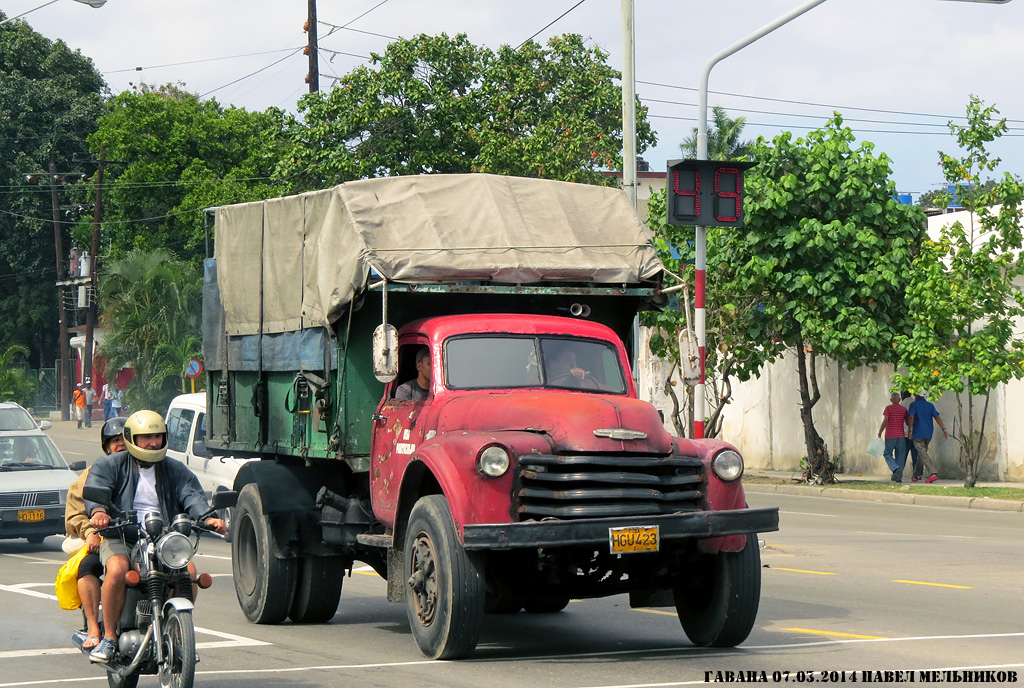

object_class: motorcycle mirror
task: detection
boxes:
[82,485,113,509]
[210,490,238,510]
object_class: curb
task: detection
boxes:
[744,483,1024,513]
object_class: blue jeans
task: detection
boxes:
[883,438,907,481]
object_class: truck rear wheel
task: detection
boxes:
[232,484,297,624]
[674,533,761,647]
[522,596,570,613]
[404,495,484,660]
[289,555,345,623]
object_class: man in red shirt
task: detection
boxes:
[877,392,908,483]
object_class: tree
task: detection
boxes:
[680,106,753,161]
[0,17,104,367]
[78,84,288,264]
[720,115,927,483]
[97,248,201,413]
[893,97,1024,488]
[918,179,997,209]
[0,344,36,404]
[278,33,654,190]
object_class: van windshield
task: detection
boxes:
[445,336,626,394]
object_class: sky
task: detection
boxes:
[6,0,1023,197]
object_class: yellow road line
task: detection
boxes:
[771,567,837,575]
[892,579,973,589]
[783,627,888,640]
[634,608,677,617]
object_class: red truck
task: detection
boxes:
[204,173,779,659]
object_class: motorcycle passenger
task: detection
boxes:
[63,417,127,650]
[83,410,226,664]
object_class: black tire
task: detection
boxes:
[522,596,570,613]
[107,671,139,688]
[232,484,297,624]
[26,535,46,544]
[485,593,525,614]
[159,608,195,688]
[289,555,345,623]
[404,495,485,660]
[674,533,761,647]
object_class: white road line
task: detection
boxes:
[780,511,839,517]
[194,553,231,561]
[0,553,61,565]
[0,626,269,660]
[0,582,57,601]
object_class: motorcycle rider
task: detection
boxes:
[83,410,226,663]
[63,417,127,650]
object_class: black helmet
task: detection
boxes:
[101,417,127,455]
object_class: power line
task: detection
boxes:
[199,49,303,99]
[105,49,300,74]
[517,0,589,49]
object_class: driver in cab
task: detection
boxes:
[83,410,226,664]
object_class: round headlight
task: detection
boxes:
[156,531,194,569]
[712,450,744,482]
[477,445,511,478]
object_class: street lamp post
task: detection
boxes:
[0,0,105,27]
[690,0,1011,439]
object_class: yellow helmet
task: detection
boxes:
[122,410,167,463]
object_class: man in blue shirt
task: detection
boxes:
[906,394,948,483]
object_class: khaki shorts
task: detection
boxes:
[98,537,130,566]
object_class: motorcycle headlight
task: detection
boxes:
[712,449,744,482]
[477,445,511,478]
[156,531,194,569]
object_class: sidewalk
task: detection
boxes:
[744,468,1024,513]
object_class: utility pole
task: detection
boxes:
[84,146,104,384]
[307,0,319,93]
[48,161,71,421]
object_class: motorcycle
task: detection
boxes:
[74,485,237,688]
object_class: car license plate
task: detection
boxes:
[609,525,659,553]
[18,509,44,523]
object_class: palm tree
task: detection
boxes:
[680,106,753,161]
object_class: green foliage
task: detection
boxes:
[0,344,36,404]
[79,84,288,264]
[679,106,753,161]
[918,179,997,209]
[279,33,654,190]
[724,114,926,482]
[0,19,104,365]
[97,248,201,413]
[893,96,1024,487]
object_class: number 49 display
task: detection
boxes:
[666,159,756,228]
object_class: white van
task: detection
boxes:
[164,393,252,540]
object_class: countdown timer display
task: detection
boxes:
[666,159,756,228]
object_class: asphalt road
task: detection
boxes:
[1,431,1020,687]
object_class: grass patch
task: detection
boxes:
[744,474,1024,501]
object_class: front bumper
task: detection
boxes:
[462,506,779,550]
[0,506,65,540]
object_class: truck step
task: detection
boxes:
[356,533,393,549]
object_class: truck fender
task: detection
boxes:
[391,446,474,552]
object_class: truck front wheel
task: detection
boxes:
[404,495,485,660]
[232,483,297,624]
[673,533,761,647]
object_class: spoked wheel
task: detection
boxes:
[674,533,762,647]
[232,484,297,623]
[404,495,485,660]
[159,609,196,688]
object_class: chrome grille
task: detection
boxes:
[0,491,61,509]
[516,454,704,519]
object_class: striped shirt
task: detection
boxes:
[883,403,907,439]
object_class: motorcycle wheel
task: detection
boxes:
[159,609,196,688]
[107,672,139,688]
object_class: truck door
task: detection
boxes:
[370,341,433,528]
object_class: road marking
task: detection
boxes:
[195,553,231,561]
[0,583,57,601]
[892,579,973,589]
[783,627,888,640]
[0,626,268,660]
[633,608,676,617]
[1,553,61,565]
[780,511,838,517]
[769,567,837,575]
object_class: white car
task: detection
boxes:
[165,393,252,540]
[0,402,84,544]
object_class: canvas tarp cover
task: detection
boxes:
[214,173,663,336]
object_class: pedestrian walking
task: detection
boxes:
[900,391,919,478]
[907,393,947,483]
[82,378,96,428]
[101,381,113,421]
[109,384,123,418]
[877,392,908,483]
[73,383,86,429]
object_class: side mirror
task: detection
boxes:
[372,324,399,383]
[82,485,112,508]
[211,490,238,510]
[68,460,87,471]
[38,420,52,431]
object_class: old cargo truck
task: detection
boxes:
[203,173,779,659]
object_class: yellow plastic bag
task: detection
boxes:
[55,545,89,610]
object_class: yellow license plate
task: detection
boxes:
[609,525,659,553]
[18,509,44,523]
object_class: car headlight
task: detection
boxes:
[59,489,68,505]
[477,445,511,478]
[712,449,744,482]
[156,531,195,569]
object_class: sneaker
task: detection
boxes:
[911,477,919,483]
[89,638,116,664]
[925,474,939,484]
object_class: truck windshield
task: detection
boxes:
[445,336,627,393]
